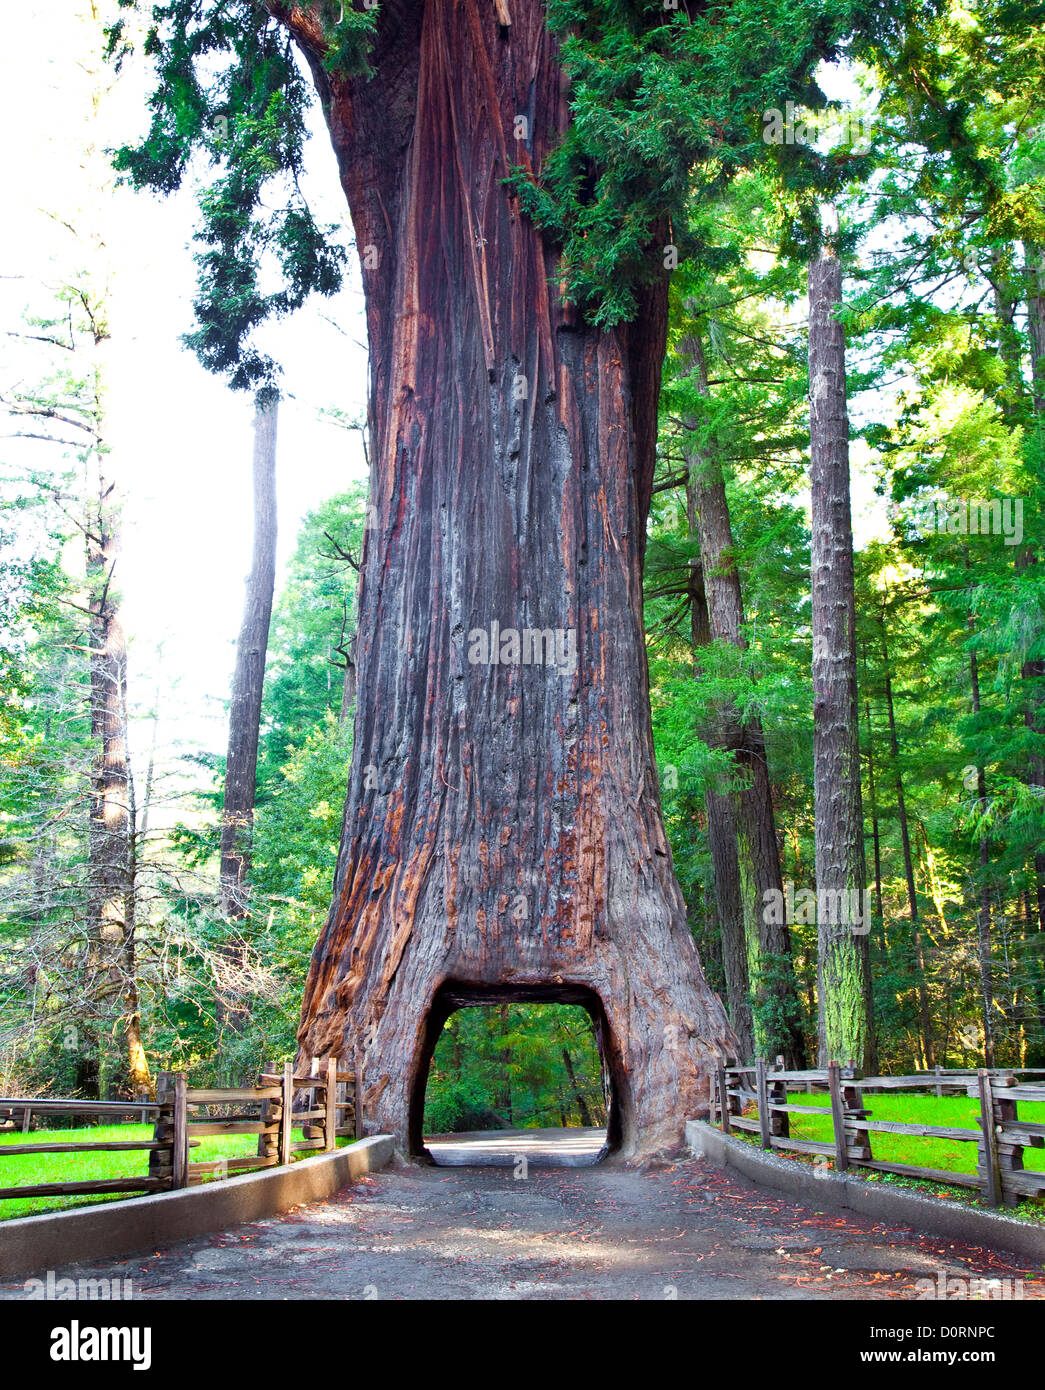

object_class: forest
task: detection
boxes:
[0,0,1043,1144]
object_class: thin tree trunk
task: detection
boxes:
[880,615,933,1068]
[283,0,736,1160]
[1024,888,1045,1065]
[969,643,996,1067]
[807,204,873,1068]
[561,1047,593,1127]
[1025,242,1045,419]
[218,397,278,1038]
[680,324,804,1065]
[86,462,151,1099]
[863,696,884,929]
[1018,600,1045,937]
[688,467,754,1062]
[498,1004,513,1125]
[989,248,1026,420]
[1013,251,1045,932]
[1008,253,1045,936]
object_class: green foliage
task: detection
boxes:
[108,1,361,391]
[257,484,367,792]
[423,1005,606,1133]
[0,489,70,778]
[252,711,352,985]
[509,0,873,324]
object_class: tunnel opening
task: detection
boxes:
[409,982,623,1166]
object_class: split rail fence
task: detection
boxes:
[0,1057,364,1206]
[713,1060,1045,1209]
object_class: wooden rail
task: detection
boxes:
[0,1054,365,1206]
[712,1061,1045,1208]
[0,1097,158,1135]
[0,1098,166,1202]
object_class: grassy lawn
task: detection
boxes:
[744,1090,1045,1224]
[0,1125,353,1221]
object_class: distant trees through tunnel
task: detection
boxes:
[422,1004,608,1137]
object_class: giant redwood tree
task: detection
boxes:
[113,0,863,1156]
[279,0,738,1159]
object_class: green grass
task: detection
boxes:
[742,1091,1045,1224]
[0,1125,353,1221]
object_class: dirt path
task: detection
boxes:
[3,1156,1041,1301]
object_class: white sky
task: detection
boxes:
[0,1,370,780]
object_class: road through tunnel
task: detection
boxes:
[409,982,622,1166]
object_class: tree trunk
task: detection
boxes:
[681,324,804,1066]
[988,247,1026,420]
[807,205,873,1069]
[1016,574,1045,939]
[561,1047,593,1127]
[880,615,933,1068]
[1023,888,1045,1065]
[218,397,278,1035]
[86,464,151,1099]
[1025,242,1045,419]
[969,643,996,1067]
[282,0,736,1160]
[1015,253,1045,933]
[688,464,754,1062]
[862,696,884,929]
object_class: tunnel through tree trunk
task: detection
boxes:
[410,981,619,1158]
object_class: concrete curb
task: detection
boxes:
[687,1119,1045,1266]
[0,1135,394,1280]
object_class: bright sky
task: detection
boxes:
[0,1,370,778]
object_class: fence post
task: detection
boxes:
[281,1062,294,1166]
[716,1063,731,1135]
[755,1058,771,1150]
[171,1073,188,1190]
[827,1061,849,1172]
[934,1064,943,1098]
[149,1071,172,1188]
[354,1044,365,1141]
[257,1060,276,1160]
[325,1056,337,1152]
[768,1072,790,1140]
[977,1068,1001,1208]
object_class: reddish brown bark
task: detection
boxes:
[278,0,735,1158]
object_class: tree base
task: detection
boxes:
[302,959,734,1164]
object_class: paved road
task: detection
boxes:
[3,1153,1042,1301]
[425,1126,607,1167]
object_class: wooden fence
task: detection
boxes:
[0,1099,166,1202]
[0,1097,156,1134]
[0,1057,363,1205]
[713,1060,1045,1209]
